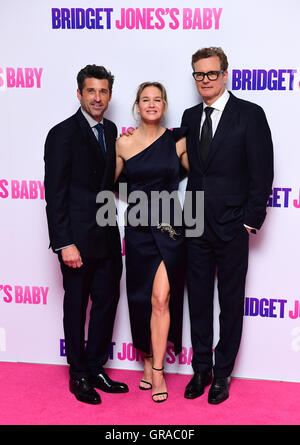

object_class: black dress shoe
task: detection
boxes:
[69,377,101,405]
[208,377,231,404]
[184,371,212,399]
[90,371,129,393]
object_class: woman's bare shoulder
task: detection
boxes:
[116,128,140,150]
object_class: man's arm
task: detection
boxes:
[244,105,274,229]
[44,125,75,252]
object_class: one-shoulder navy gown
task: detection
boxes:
[124,128,186,355]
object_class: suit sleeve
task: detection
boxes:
[181,109,188,128]
[44,125,74,251]
[244,106,274,229]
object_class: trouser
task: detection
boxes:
[186,224,249,378]
[59,255,121,379]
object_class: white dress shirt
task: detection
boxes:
[200,89,230,138]
[81,107,106,148]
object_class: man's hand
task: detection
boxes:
[119,128,135,137]
[61,245,83,268]
[244,225,256,234]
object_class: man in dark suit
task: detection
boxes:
[182,48,273,404]
[44,65,128,404]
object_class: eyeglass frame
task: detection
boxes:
[192,70,224,82]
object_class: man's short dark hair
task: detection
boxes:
[77,65,114,93]
[191,47,228,71]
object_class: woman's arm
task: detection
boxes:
[176,137,189,171]
[114,139,125,182]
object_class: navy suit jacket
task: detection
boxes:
[44,108,121,258]
[181,92,274,241]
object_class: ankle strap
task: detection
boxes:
[152,366,164,371]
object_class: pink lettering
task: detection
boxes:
[20,181,29,199]
[34,68,43,88]
[40,287,48,305]
[155,8,165,30]
[11,180,20,198]
[117,342,144,361]
[1,285,48,304]
[32,286,41,304]
[293,190,300,208]
[6,68,15,88]
[183,8,192,29]
[203,8,212,29]
[289,300,299,319]
[146,8,155,29]
[3,285,13,303]
[23,286,32,304]
[115,8,167,30]
[183,8,222,29]
[118,342,126,360]
[0,179,9,198]
[25,68,34,88]
[38,181,45,199]
[0,67,5,88]
[169,8,180,30]
[29,180,38,199]
[213,8,222,30]
[166,346,176,364]
[16,68,25,88]
[193,8,203,29]
[4,67,43,88]
[11,180,44,199]
[127,343,135,361]
[15,285,23,303]
[178,347,193,365]
[121,126,135,134]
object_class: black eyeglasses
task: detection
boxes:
[192,70,224,81]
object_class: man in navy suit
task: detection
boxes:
[182,48,273,403]
[44,65,128,404]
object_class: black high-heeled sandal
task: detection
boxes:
[139,355,153,390]
[151,366,168,403]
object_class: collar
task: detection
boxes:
[80,107,104,127]
[203,89,230,112]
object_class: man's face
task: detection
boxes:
[77,77,111,122]
[193,56,228,105]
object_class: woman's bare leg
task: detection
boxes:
[150,261,170,402]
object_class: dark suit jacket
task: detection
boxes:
[44,108,121,258]
[181,92,274,241]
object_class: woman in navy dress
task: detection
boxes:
[115,82,188,402]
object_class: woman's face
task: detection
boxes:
[136,86,166,122]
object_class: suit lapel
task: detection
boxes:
[190,103,206,170]
[204,93,238,171]
[101,118,115,187]
[75,108,106,168]
[103,118,114,165]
